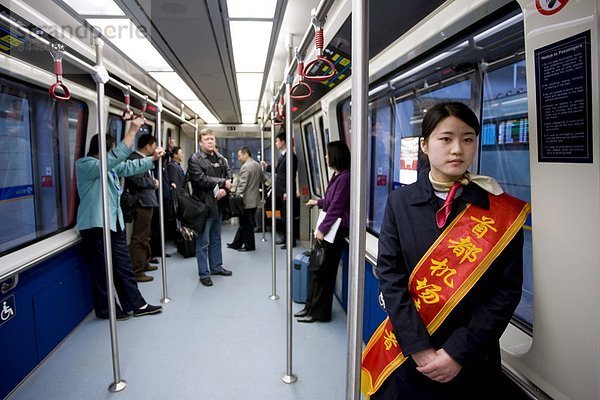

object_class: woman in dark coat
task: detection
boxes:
[295,141,351,323]
[370,102,527,399]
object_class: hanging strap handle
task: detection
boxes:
[290,52,312,100]
[48,44,71,100]
[303,16,336,82]
[273,96,285,126]
[122,85,135,120]
[137,95,148,122]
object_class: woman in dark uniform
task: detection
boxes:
[367,102,528,399]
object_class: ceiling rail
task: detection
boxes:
[272,0,337,110]
[0,12,197,127]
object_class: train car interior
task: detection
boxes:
[0,0,598,399]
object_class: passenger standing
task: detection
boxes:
[76,117,162,320]
[261,131,298,249]
[125,133,159,282]
[187,128,233,287]
[227,147,264,251]
[295,141,350,323]
[363,102,528,399]
[167,146,186,193]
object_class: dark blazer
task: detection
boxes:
[374,172,523,399]
[125,151,158,207]
[267,151,297,198]
[166,160,186,193]
[187,150,232,217]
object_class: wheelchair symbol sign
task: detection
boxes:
[0,295,16,326]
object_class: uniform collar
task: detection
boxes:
[408,170,490,210]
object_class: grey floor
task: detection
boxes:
[7,224,348,400]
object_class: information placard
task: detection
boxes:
[535,31,592,163]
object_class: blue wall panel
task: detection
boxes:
[0,245,92,398]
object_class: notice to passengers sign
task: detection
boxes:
[536,0,569,16]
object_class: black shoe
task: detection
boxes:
[294,309,309,318]
[149,258,159,264]
[281,243,296,250]
[200,277,213,286]
[238,247,255,252]
[96,309,131,321]
[165,253,172,258]
[276,239,285,245]
[227,243,241,250]
[133,304,162,317]
[297,316,318,323]
[212,268,232,276]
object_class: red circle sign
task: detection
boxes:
[536,0,569,15]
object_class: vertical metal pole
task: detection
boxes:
[156,90,171,304]
[194,115,199,153]
[346,0,369,398]
[93,37,127,393]
[282,32,297,385]
[269,108,279,302]
[260,116,267,242]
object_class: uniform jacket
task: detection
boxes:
[236,157,264,209]
[375,171,523,397]
[267,151,298,198]
[125,151,159,207]
[316,169,350,234]
[166,160,186,193]
[76,141,155,232]
[187,149,232,217]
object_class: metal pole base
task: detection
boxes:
[269,294,280,301]
[281,373,297,384]
[108,380,127,392]
[160,297,171,304]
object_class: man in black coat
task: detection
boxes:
[261,131,299,249]
[187,129,233,287]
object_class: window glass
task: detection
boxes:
[0,77,87,256]
[219,138,269,170]
[303,122,322,197]
[366,97,392,233]
[480,60,533,327]
[108,114,125,141]
[338,100,351,145]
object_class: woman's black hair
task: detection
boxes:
[421,101,480,141]
[87,134,116,157]
[326,140,351,171]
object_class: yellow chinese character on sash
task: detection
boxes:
[448,236,483,264]
[471,216,498,238]
[429,258,456,288]
[415,278,442,304]
[383,329,398,351]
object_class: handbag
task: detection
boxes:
[223,193,244,219]
[307,240,326,272]
[175,190,210,233]
[120,189,137,223]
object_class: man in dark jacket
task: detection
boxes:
[261,131,299,249]
[125,133,159,282]
[187,129,233,287]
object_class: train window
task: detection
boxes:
[366,97,392,233]
[479,59,533,329]
[218,138,267,170]
[338,99,351,145]
[0,76,87,256]
[318,116,329,146]
[302,121,323,198]
[107,114,125,142]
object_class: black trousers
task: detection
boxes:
[277,196,299,242]
[231,207,257,250]
[304,227,348,320]
[80,226,146,315]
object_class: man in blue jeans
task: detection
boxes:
[187,128,233,286]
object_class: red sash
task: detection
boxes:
[361,193,530,396]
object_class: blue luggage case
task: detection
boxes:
[293,252,312,303]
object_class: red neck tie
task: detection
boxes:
[436,181,462,228]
